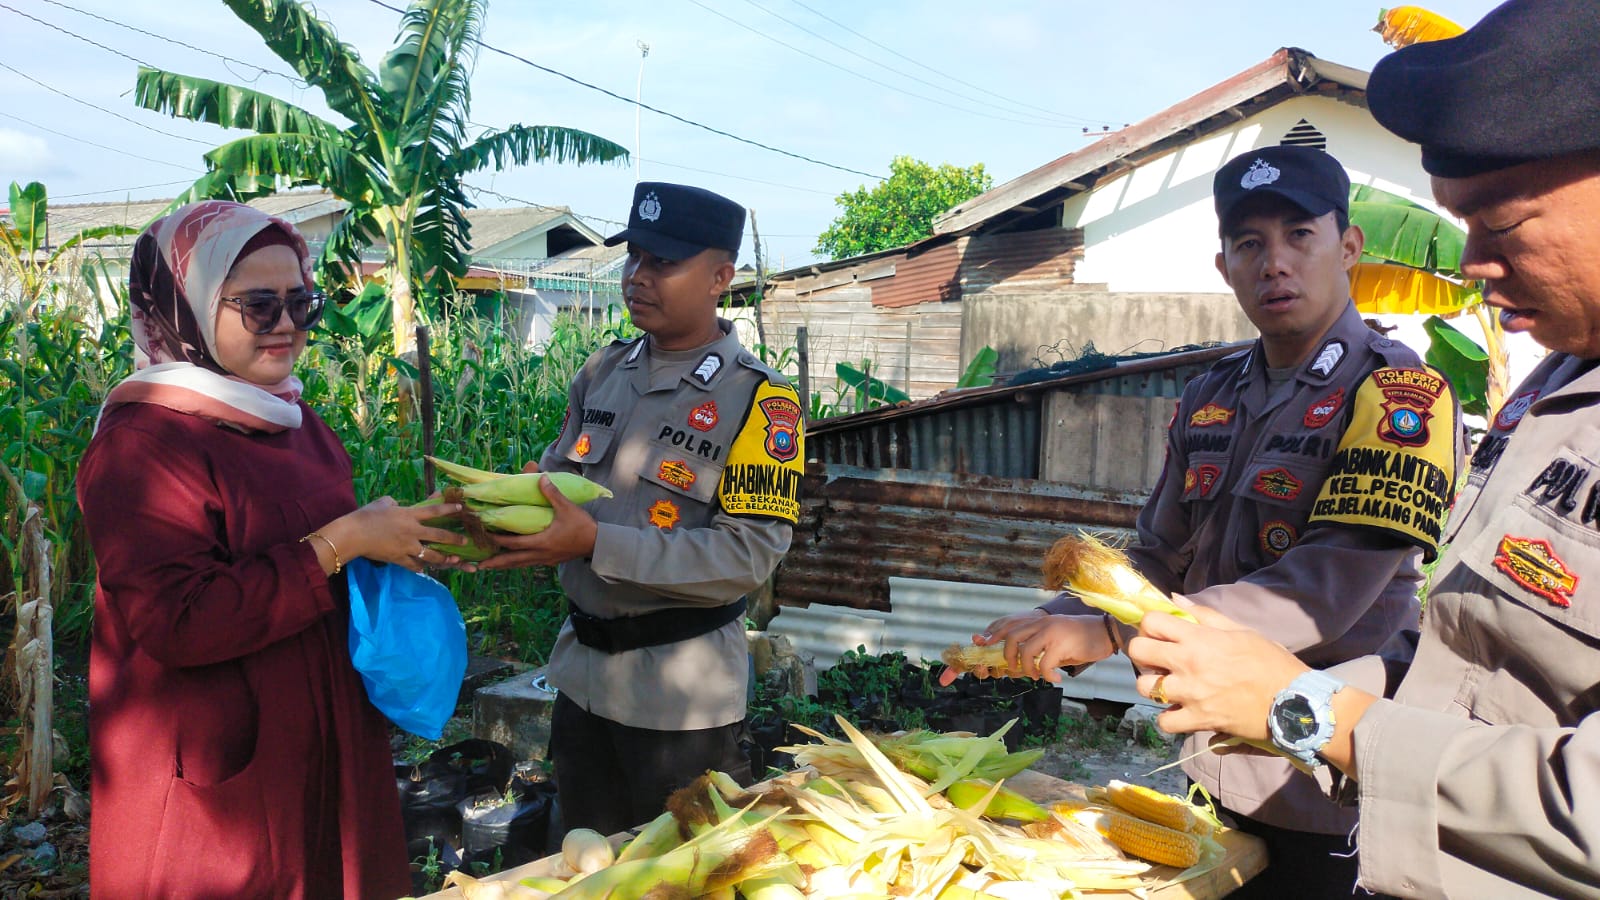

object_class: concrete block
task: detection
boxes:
[473,668,557,763]
[1117,703,1177,745]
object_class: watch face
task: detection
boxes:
[1273,695,1318,743]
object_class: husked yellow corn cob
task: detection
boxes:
[1100,781,1208,836]
[1042,532,1195,626]
[1374,6,1465,48]
[940,643,1029,677]
[1093,808,1201,868]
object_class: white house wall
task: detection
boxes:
[1061,93,1547,395]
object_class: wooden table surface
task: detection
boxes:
[420,769,1267,899]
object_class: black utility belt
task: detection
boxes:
[567,597,746,654]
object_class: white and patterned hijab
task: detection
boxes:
[98,201,315,433]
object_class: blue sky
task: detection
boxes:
[1,0,1505,268]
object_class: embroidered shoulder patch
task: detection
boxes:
[574,433,593,458]
[718,381,805,522]
[1308,367,1457,560]
[1190,403,1234,427]
[657,460,696,490]
[1494,535,1577,607]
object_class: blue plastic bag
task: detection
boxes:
[345,558,467,740]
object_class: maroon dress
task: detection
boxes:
[78,401,409,899]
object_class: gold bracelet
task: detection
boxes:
[302,531,343,574]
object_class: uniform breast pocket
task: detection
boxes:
[563,426,617,466]
[641,445,722,505]
[1179,458,1229,504]
[1458,496,1600,640]
[1233,459,1318,512]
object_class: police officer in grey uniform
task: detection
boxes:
[482,182,805,836]
[956,145,1459,898]
[1126,2,1600,896]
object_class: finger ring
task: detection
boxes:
[1151,674,1169,705]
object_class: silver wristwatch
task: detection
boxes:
[1267,670,1345,768]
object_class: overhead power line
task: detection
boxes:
[686,0,1080,131]
[363,0,882,181]
[737,0,1106,128]
[49,179,198,200]
[0,111,203,173]
[786,0,1114,127]
[0,61,214,147]
[0,1,154,68]
[35,0,308,87]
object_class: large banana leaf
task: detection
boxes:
[1422,315,1489,417]
[837,361,911,408]
[201,134,384,203]
[448,125,630,176]
[222,0,385,129]
[1349,262,1479,317]
[8,181,46,254]
[135,68,344,145]
[1349,186,1465,274]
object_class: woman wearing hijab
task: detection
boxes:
[77,201,465,898]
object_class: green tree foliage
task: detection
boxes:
[133,0,628,356]
[814,156,992,261]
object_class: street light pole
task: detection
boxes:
[634,40,650,183]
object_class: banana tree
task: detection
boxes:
[2,181,138,317]
[133,0,628,360]
[1348,184,1505,417]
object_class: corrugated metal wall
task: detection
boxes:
[777,466,1142,612]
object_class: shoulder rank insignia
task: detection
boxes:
[1494,535,1578,607]
[1190,403,1235,427]
[693,353,723,384]
[625,339,646,364]
[1310,340,1346,378]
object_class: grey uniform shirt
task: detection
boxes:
[541,320,803,731]
[1047,303,1459,834]
[1349,352,1600,899]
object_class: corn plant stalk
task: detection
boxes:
[9,501,54,816]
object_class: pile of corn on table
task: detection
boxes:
[429,715,1264,900]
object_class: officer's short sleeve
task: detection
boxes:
[717,381,805,524]
[1307,367,1458,561]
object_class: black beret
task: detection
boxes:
[604,182,745,260]
[1213,145,1351,235]
[1368,0,1600,177]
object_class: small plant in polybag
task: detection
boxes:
[345,558,467,739]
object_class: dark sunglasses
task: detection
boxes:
[220,289,327,334]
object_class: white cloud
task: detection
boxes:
[0,129,53,172]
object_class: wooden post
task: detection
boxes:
[748,209,768,350]
[904,322,913,397]
[796,326,812,419]
[417,324,436,495]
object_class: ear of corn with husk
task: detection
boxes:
[1374,6,1465,48]
[464,715,1235,897]
[414,456,613,561]
[1042,531,1196,625]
